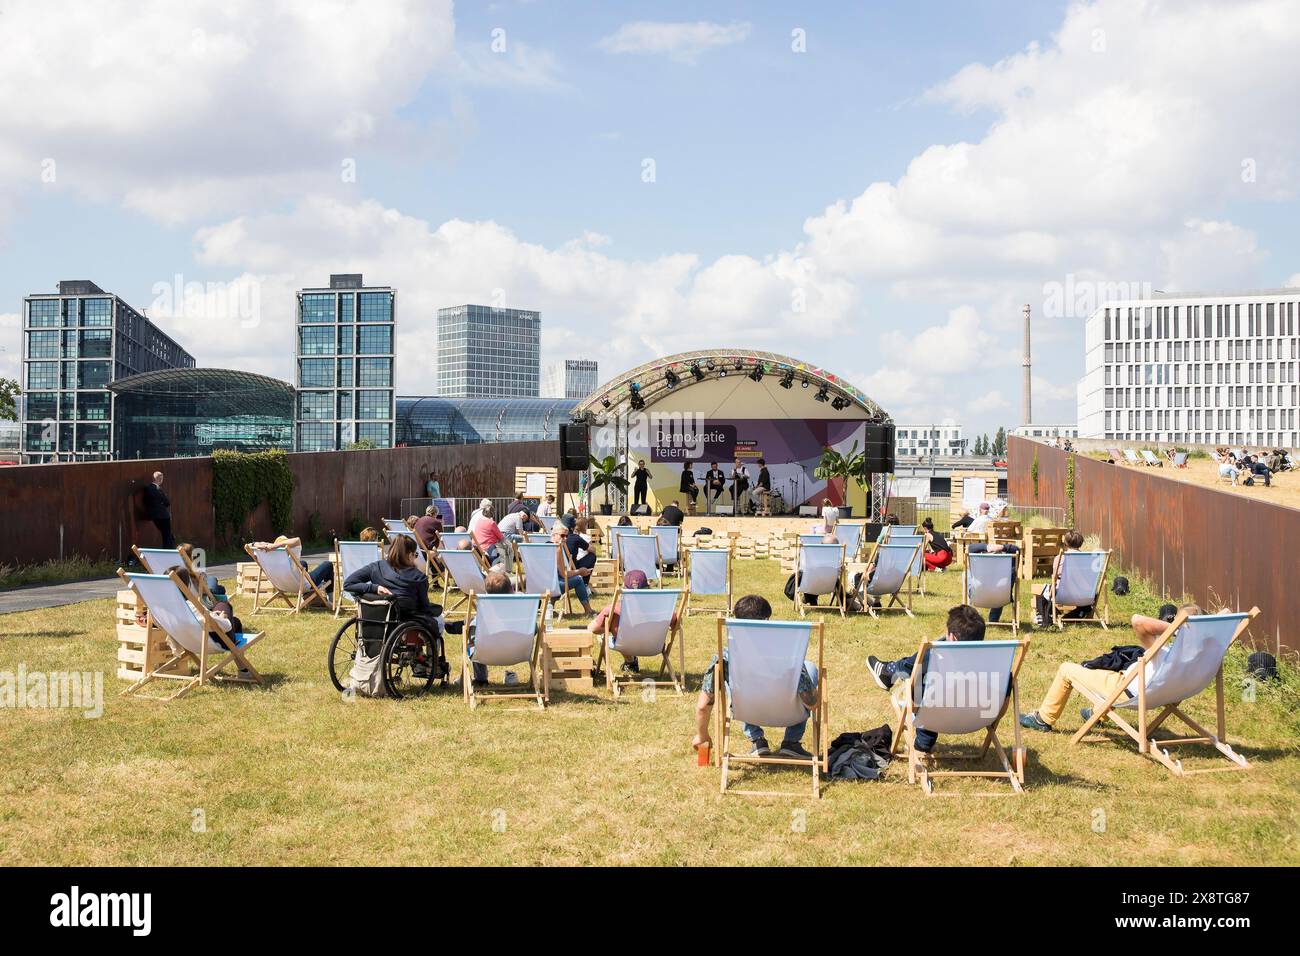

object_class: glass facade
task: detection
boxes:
[436,304,540,398]
[21,281,196,462]
[109,369,293,459]
[294,275,395,451]
[396,396,577,445]
[542,359,599,399]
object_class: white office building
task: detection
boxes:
[542,359,598,400]
[1077,289,1300,447]
[1012,424,1078,440]
[895,423,967,458]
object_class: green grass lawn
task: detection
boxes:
[1,558,1298,866]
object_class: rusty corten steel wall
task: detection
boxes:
[1008,436,1294,656]
[0,441,572,566]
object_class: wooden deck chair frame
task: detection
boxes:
[595,587,686,697]
[1050,549,1111,630]
[684,547,732,616]
[333,539,384,618]
[440,546,491,620]
[857,540,920,618]
[617,533,664,587]
[650,524,683,578]
[461,592,550,710]
[884,532,927,596]
[1070,607,1259,776]
[1122,448,1143,465]
[243,543,330,614]
[714,617,829,798]
[793,541,847,618]
[132,545,218,606]
[117,568,265,701]
[889,637,1030,796]
[383,528,441,595]
[963,550,1021,634]
[515,541,575,615]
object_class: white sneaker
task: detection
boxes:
[504,670,519,685]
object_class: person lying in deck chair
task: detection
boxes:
[174,567,253,679]
[1033,530,1086,626]
[250,535,336,600]
[1019,603,1202,732]
[692,594,821,760]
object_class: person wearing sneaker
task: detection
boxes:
[691,594,821,760]
[1021,604,1201,732]
[462,570,516,686]
[590,569,679,675]
[965,541,1020,622]
[866,605,986,754]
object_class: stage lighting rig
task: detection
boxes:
[690,363,704,382]
[814,386,830,403]
[779,370,795,389]
[664,368,680,389]
[748,365,764,383]
[831,396,850,410]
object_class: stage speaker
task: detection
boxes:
[798,505,819,517]
[862,422,896,474]
[559,423,590,471]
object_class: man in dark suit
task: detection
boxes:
[142,470,175,547]
[703,462,726,514]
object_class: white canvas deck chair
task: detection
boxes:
[1122,448,1142,465]
[964,551,1020,633]
[714,618,828,798]
[651,524,682,575]
[1050,550,1110,629]
[618,533,664,586]
[833,523,864,561]
[462,593,549,710]
[859,542,920,618]
[794,541,847,617]
[539,515,558,532]
[382,518,408,534]
[1071,608,1260,776]
[440,546,490,619]
[118,569,265,700]
[1171,451,1189,468]
[606,525,633,563]
[334,539,383,617]
[132,545,218,605]
[516,541,574,614]
[888,532,927,594]
[441,531,472,550]
[244,542,329,613]
[684,547,732,616]
[890,638,1029,795]
[1139,449,1163,466]
[596,587,685,697]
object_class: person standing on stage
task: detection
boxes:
[730,458,750,514]
[631,459,651,509]
[703,462,726,514]
[142,471,176,547]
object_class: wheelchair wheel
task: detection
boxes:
[380,622,441,698]
[327,618,362,693]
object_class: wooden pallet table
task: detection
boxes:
[543,627,596,693]
[114,589,188,683]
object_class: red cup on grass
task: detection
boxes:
[696,744,710,766]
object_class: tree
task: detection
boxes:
[0,378,19,423]
[973,434,988,456]
[992,426,1007,457]
[345,438,377,450]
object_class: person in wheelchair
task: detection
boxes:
[344,535,446,678]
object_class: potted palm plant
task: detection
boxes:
[813,442,868,517]
[588,454,629,515]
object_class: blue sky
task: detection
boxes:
[2,0,1298,437]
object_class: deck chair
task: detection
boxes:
[858,542,920,617]
[334,539,383,617]
[1122,448,1142,465]
[889,532,927,594]
[714,618,828,798]
[132,545,218,605]
[794,542,846,617]
[618,533,664,586]
[1171,451,1189,468]
[596,587,685,697]
[385,528,432,579]
[539,515,557,532]
[1140,449,1163,467]
[1071,608,1260,776]
[440,547,490,619]
[117,569,265,700]
[606,526,633,563]
[382,518,408,533]
[964,551,1020,633]
[462,593,549,710]
[243,542,330,613]
[651,524,682,575]
[516,541,574,615]
[833,523,864,561]
[1108,447,1125,463]
[890,638,1029,795]
[1050,550,1110,629]
[684,547,732,616]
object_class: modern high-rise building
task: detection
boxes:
[1078,289,1300,447]
[294,274,396,452]
[542,359,598,400]
[20,280,195,463]
[895,423,967,458]
[436,304,540,398]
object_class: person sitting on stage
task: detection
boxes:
[680,463,700,510]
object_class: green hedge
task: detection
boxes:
[212,449,295,541]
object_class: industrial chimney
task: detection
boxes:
[1022,303,1032,426]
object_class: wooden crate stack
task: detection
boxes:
[543,629,595,693]
[734,536,756,560]
[1024,527,1066,579]
[590,557,619,594]
[114,589,185,683]
[753,535,771,559]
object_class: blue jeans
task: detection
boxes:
[968,543,1018,623]
[562,574,590,606]
[309,560,334,593]
[890,654,937,752]
[742,662,819,745]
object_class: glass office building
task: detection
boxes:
[436,304,540,398]
[396,396,577,445]
[542,359,599,400]
[109,368,294,459]
[21,280,195,463]
[295,274,396,452]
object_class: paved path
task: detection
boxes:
[0,554,329,616]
